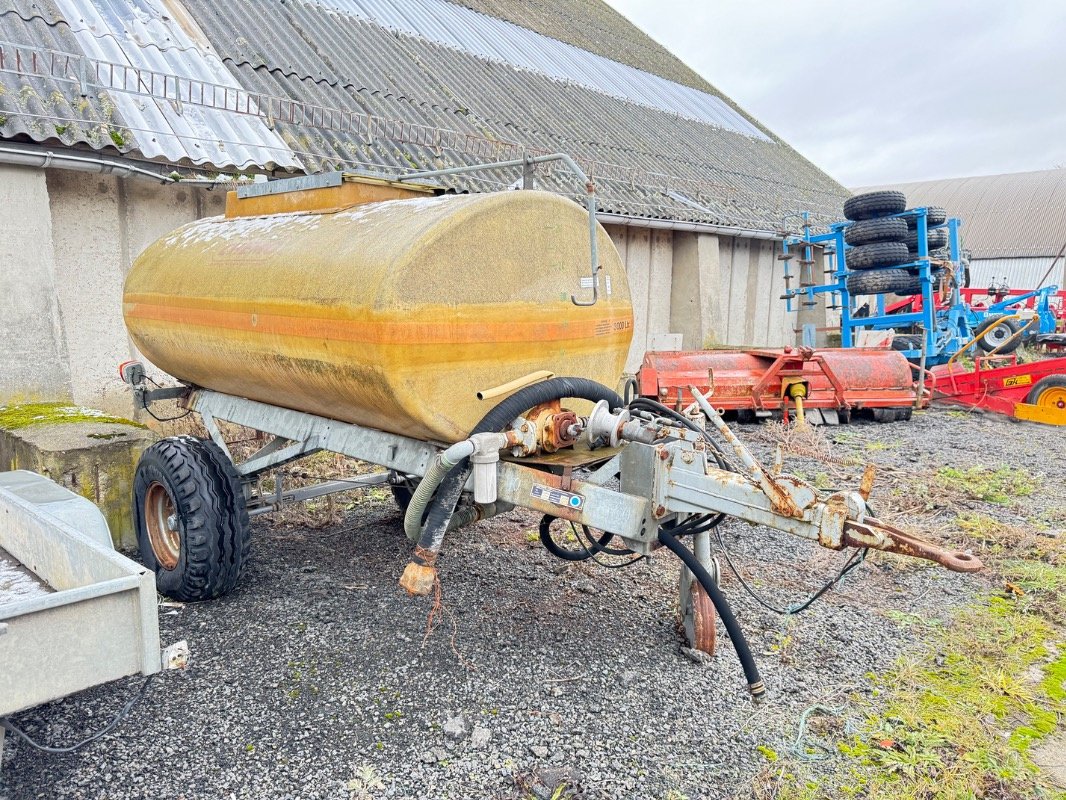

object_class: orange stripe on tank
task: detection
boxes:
[124,301,634,346]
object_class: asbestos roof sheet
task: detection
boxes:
[855,169,1066,259]
[308,0,769,139]
[0,0,299,169]
[0,0,848,230]
[443,0,719,94]
[178,0,847,228]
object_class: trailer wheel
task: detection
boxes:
[975,315,1022,354]
[133,436,250,602]
[843,190,907,221]
[844,217,908,246]
[846,242,910,270]
[679,561,718,655]
[1024,375,1066,410]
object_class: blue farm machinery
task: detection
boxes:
[779,190,1066,424]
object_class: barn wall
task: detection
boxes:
[606,224,800,373]
[0,164,71,402]
[0,164,226,415]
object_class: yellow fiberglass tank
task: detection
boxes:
[123,187,634,443]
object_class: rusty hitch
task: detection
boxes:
[842,516,982,573]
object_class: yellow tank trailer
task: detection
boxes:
[124,179,633,443]
[119,163,981,698]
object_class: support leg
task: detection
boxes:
[679,529,719,655]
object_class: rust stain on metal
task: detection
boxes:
[859,465,876,500]
[843,517,983,573]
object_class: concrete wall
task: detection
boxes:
[607,224,800,368]
[0,166,71,402]
[0,163,226,415]
[0,171,802,415]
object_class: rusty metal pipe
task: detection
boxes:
[689,386,805,518]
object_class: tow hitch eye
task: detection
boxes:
[843,516,982,573]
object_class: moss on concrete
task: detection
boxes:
[0,403,144,431]
[0,410,156,550]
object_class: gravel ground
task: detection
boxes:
[2,407,1064,800]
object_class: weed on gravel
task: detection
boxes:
[747,414,1066,800]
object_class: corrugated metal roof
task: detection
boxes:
[854,169,1066,259]
[0,0,849,229]
[0,0,298,169]
[309,0,770,139]
[178,0,846,228]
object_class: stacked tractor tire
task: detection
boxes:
[842,190,948,298]
[843,192,1021,354]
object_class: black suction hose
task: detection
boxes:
[658,526,766,701]
[417,378,624,554]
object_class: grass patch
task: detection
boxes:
[770,594,1065,799]
[936,466,1039,505]
[0,402,141,430]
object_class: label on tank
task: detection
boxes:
[531,484,584,510]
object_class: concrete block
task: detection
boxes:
[671,231,724,348]
[0,405,157,550]
[46,171,132,415]
[647,230,673,335]
[726,238,751,344]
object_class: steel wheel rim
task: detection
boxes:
[144,481,180,570]
[1038,386,1066,410]
[986,324,1011,345]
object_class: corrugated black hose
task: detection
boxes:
[658,526,766,701]
[416,378,624,554]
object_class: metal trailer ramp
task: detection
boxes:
[0,471,161,765]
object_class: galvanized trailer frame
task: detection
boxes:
[183,387,976,571]
[0,473,161,764]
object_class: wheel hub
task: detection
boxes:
[144,481,180,570]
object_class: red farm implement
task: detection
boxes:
[637,347,917,425]
[928,355,1066,425]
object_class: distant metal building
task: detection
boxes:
[0,0,848,413]
[854,169,1066,290]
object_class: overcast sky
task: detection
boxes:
[606,0,1066,187]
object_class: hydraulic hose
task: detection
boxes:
[658,526,766,701]
[416,378,624,555]
[403,440,475,542]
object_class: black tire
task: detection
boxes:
[843,190,907,221]
[906,207,947,228]
[133,435,250,602]
[905,228,949,253]
[390,483,414,512]
[1025,375,1066,406]
[846,242,911,270]
[975,315,1022,354]
[872,407,912,423]
[927,246,952,260]
[844,217,908,246]
[846,268,917,295]
[892,335,922,351]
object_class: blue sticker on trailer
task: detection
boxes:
[531,484,584,509]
